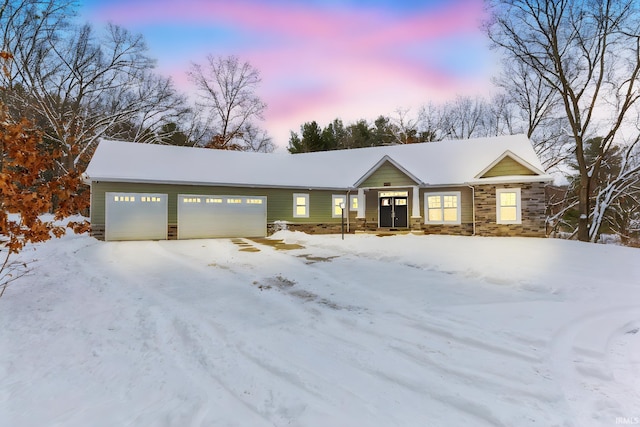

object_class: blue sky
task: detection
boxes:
[79,0,496,146]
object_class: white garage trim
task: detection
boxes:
[105,192,168,241]
[178,194,267,239]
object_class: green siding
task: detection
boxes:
[481,156,537,177]
[359,161,418,188]
[91,181,347,227]
[364,189,379,223]
[91,182,478,230]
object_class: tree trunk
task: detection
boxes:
[577,176,590,242]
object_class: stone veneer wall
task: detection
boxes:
[268,223,350,235]
[421,223,474,236]
[474,182,547,237]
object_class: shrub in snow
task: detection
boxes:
[1,83,90,297]
[272,221,289,232]
[597,234,622,245]
[552,231,573,240]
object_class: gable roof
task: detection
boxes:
[353,155,423,187]
[475,150,546,179]
[84,134,553,189]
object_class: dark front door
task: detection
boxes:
[379,196,408,228]
[379,197,393,227]
[394,197,408,227]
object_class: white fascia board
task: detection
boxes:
[466,175,555,185]
[88,177,348,191]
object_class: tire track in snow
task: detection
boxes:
[144,240,496,425]
[249,242,565,425]
[83,242,287,425]
[89,240,559,426]
[99,241,366,425]
[549,306,640,426]
[154,313,278,427]
[251,269,535,424]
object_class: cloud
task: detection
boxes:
[85,0,492,146]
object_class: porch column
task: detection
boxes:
[356,188,366,218]
[355,188,367,232]
[411,186,421,218]
[410,185,422,232]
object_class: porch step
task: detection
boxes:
[355,228,423,236]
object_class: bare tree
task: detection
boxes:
[188,55,273,152]
[487,0,640,242]
[439,96,488,139]
[3,1,189,173]
[416,103,444,142]
[1,0,74,118]
[34,24,189,172]
[494,59,571,171]
[389,108,418,144]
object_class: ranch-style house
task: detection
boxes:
[83,134,553,241]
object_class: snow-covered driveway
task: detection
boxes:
[1,232,639,426]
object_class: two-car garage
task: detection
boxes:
[104,192,267,241]
[177,195,267,239]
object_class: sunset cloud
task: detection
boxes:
[82,0,493,147]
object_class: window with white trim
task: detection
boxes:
[332,195,346,218]
[424,192,461,224]
[496,188,522,224]
[293,193,309,218]
[349,195,358,211]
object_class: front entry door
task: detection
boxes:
[380,197,393,227]
[379,196,408,228]
[394,198,408,227]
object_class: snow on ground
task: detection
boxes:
[1,231,639,427]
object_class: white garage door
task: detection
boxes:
[178,195,267,239]
[105,192,168,241]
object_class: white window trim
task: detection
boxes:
[332,195,346,218]
[496,188,522,224]
[293,193,309,218]
[424,192,462,225]
[349,194,358,211]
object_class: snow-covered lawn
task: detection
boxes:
[1,232,639,427]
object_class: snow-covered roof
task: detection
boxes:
[84,134,553,189]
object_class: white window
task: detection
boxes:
[293,193,309,218]
[496,188,522,224]
[424,192,461,224]
[379,191,408,197]
[332,195,346,218]
[350,195,358,211]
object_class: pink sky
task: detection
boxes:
[83,0,497,148]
